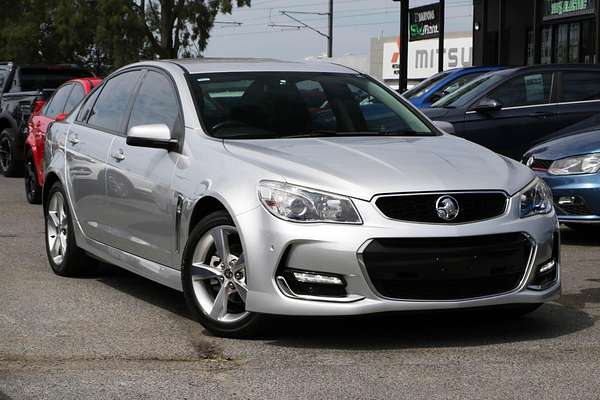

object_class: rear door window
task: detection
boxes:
[63,83,86,114]
[87,71,142,133]
[44,84,73,118]
[560,72,600,102]
[487,73,553,107]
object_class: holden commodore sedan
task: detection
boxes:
[43,59,560,337]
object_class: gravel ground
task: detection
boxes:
[1,175,599,399]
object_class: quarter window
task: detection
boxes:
[127,71,181,133]
[487,73,552,108]
[560,72,600,102]
[88,70,141,133]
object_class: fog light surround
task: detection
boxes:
[277,269,348,298]
[528,258,558,290]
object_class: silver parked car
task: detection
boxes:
[44,59,560,337]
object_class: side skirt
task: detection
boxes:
[80,235,183,292]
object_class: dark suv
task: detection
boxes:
[423,64,600,160]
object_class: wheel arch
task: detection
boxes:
[43,172,61,208]
[188,195,230,235]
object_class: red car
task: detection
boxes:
[24,77,102,204]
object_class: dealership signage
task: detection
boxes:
[382,34,472,80]
[409,3,440,41]
[543,0,595,20]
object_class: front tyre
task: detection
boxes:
[44,181,93,276]
[182,211,263,337]
[0,129,23,177]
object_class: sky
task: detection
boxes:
[204,0,474,61]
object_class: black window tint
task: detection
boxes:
[127,71,180,133]
[488,73,552,107]
[88,71,141,132]
[561,72,600,102]
[45,84,73,118]
[295,80,336,131]
[64,83,86,114]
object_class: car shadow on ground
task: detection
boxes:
[90,263,598,350]
[560,225,600,246]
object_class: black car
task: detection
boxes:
[422,64,600,160]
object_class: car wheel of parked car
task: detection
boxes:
[44,181,93,276]
[24,150,42,204]
[182,210,264,337]
[0,129,23,177]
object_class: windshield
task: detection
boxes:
[17,67,94,91]
[190,72,436,139]
[403,71,449,99]
[432,72,505,108]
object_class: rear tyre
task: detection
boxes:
[0,129,24,177]
[182,210,264,338]
[24,150,42,204]
[44,181,94,276]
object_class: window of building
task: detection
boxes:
[541,27,553,64]
[554,23,569,63]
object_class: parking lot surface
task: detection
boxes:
[1,175,600,399]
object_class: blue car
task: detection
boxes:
[523,126,600,227]
[403,66,504,108]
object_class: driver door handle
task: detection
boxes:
[110,149,126,161]
[68,135,80,145]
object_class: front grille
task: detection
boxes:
[375,192,507,224]
[360,233,532,300]
[555,198,594,216]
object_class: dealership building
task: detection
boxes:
[473,0,598,65]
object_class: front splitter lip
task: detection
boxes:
[245,281,562,316]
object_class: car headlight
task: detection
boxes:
[258,181,362,224]
[548,153,600,175]
[520,177,553,218]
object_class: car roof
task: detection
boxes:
[159,58,360,75]
[504,64,600,74]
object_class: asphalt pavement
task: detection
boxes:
[1,175,600,399]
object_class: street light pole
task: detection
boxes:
[399,0,409,92]
[328,0,333,58]
[438,0,445,72]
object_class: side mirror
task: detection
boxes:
[126,124,178,151]
[432,120,455,135]
[55,112,68,122]
[473,98,503,113]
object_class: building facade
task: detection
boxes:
[474,0,600,66]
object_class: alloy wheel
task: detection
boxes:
[190,225,249,324]
[0,136,11,172]
[46,191,68,265]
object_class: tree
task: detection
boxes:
[0,0,251,73]
[129,0,251,59]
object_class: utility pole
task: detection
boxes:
[328,0,333,58]
[438,0,445,72]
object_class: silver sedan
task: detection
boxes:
[43,59,560,337]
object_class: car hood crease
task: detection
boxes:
[223,135,534,201]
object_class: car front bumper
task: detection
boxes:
[237,194,561,316]
[534,170,600,224]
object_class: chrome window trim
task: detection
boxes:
[356,232,538,303]
[465,98,600,114]
[371,190,510,225]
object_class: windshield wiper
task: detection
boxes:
[377,130,436,136]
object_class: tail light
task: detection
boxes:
[32,99,45,115]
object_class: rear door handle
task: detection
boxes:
[110,149,126,161]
